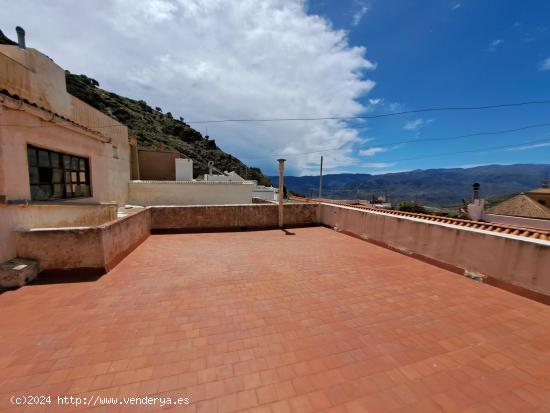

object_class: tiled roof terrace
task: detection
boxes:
[1,227,550,412]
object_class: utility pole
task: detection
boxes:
[277,159,286,228]
[318,155,323,199]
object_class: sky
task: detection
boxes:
[1,0,550,176]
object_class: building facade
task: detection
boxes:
[0,34,130,262]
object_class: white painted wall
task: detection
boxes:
[128,181,254,206]
[204,172,244,182]
[253,186,278,201]
[175,158,193,181]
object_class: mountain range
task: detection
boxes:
[271,164,550,206]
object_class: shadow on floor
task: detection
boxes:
[27,268,106,285]
[281,229,296,236]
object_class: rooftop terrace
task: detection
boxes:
[1,227,550,412]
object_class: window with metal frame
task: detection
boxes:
[27,145,91,200]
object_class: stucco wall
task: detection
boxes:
[138,149,179,181]
[128,181,254,206]
[101,209,151,270]
[15,209,151,271]
[320,203,550,297]
[0,106,130,204]
[16,227,104,270]
[0,47,70,118]
[151,203,318,230]
[0,203,116,263]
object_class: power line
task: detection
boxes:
[186,100,550,124]
[1,100,550,130]
[265,137,550,168]
[383,136,550,164]
[241,122,550,160]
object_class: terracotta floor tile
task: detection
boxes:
[1,228,549,412]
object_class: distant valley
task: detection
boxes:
[271,164,550,206]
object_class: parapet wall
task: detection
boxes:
[150,203,318,231]
[320,203,550,300]
[15,209,151,272]
[11,201,549,303]
[0,203,116,263]
[12,204,318,272]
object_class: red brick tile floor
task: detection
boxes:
[1,227,550,413]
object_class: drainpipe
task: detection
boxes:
[277,159,286,228]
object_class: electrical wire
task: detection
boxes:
[2,99,550,129]
[261,136,550,166]
[241,122,550,160]
[186,100,550,123]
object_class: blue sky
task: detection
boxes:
[301,0,550,175]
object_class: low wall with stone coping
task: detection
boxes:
[150,203,318,231]
[15,209,151,272]
[320,203,550,301]
[12,204,318,273]
[13,202,548,303]
[0,202,117,263]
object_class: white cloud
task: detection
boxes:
[362,162,396,168]
[359,147,386,156]
[403,118,434,130]
[452,3,461,10]
[487,39,503,52]
[507,142,550,151]
[538,57,550,71]
[352,1,369,26]
[368,98,383,105]
[0,0,376,176]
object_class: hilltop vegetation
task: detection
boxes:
[65,72,270,185]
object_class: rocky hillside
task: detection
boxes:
[1,29,269,184]
[65,73,270,185]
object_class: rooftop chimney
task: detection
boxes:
[15,26,25,49]
[472,182,480,200]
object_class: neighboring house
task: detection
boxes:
[486,193,550,220]
[482,178,550,231]
[526,176,550,207]
[0,28,131,263]
[0,30,131,205]
[487,178,550,220]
